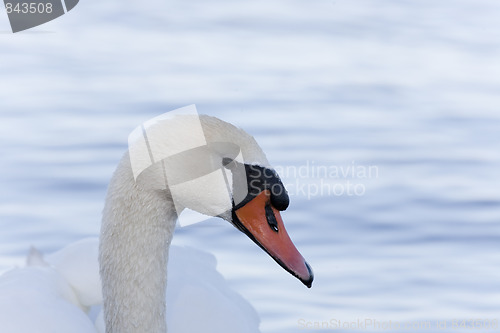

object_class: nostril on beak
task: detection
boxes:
[265,204,279,232]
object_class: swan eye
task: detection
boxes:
[222,157,234,167]
[265,203,279,232]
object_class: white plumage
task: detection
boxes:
[0,238,260,333]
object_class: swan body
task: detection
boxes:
[0,238,260,333]
[0,262,98,333]
[0,111,312,333]
[0,239,100,333]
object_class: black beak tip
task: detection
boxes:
[301,261,314,288]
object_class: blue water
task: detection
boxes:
[1,0,500,332]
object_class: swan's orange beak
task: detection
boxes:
[233,190,313,288]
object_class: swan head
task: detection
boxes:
[130,113,313,288]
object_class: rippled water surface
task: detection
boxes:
[1,0,500,332]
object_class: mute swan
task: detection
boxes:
[0,112,313,333]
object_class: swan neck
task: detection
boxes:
[99,154,177,333]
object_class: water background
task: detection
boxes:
[1,0,500,332]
